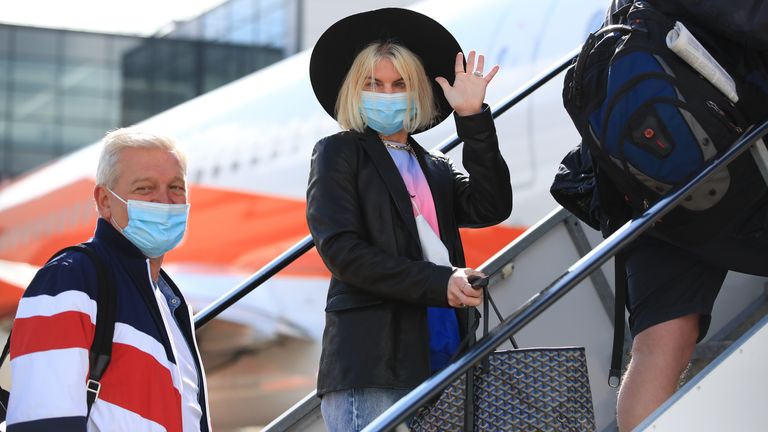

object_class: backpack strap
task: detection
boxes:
[0,337,9,416]
[0,334,9,369]
[608,1,634,26]
[609,251,628,387]
[0,244,117,418]
[63,244,117,417]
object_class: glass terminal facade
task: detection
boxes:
[0,0,297,180]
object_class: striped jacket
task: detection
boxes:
[7,218,212,431]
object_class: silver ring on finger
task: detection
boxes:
[473,71,483,77]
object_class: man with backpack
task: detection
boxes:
[555,1,768,430]
[5,129,212,431]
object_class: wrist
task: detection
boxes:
[455,106,482,117]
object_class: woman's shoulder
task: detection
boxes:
[25,247,101,300]
[319,130,365,144]
[311,131,369,171]
[417,142,449,163]
[315,130,366,153]
[425,148,448,160]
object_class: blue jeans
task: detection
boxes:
[320,388,410,432]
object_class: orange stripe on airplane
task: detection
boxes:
[0,179,525,283]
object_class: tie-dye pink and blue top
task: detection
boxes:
[385,142,460,373]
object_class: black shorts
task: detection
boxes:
[624,235,728,341]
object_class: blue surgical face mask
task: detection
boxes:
[108,188,190,258]
[360,91,415,135]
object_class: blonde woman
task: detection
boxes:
[306,8,512,431]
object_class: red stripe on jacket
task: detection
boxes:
[11,312,183,432]
[99,343,183,432]
[10,311,94,359]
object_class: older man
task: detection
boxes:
[6,129,211,431]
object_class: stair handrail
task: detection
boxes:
[363,119,768,431]
[193,47,582,328]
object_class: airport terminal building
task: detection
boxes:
[0,0,412,181]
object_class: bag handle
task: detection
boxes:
[459,276,517,431]
[451,276,517,358]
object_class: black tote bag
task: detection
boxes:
[411,284,596,431]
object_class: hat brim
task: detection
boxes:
[309,8,462,134]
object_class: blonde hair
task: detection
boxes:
[96,128,187,188]
[335,42,439,133]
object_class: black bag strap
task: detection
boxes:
[460,276,517,431]
[0,339,9,417]
[609,251,628,388]
[451,277,517,360]
[569,24,631,108]
[0,243,117,417]
[463,293,477,432]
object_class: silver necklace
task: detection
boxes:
[382,140,415,155]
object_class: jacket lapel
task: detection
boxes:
[124,259,175,355]
[358,132,420,240]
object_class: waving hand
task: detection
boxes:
[435,50,499,117]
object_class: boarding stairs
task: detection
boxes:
[193,50,768,431]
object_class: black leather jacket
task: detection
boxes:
[306,107,512,395]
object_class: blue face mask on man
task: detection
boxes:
[107,188,190,258]
[360,91,415,135]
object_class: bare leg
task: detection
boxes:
[617,314,699,431]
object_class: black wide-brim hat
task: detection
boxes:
[309,8,463,133]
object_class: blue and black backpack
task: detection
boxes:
[560,1,768,248]
[556,0,768,386]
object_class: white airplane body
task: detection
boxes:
[0,0,610,427]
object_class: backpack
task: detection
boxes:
[556,0,768,388]
[0,244,117,422]
[561,1,768,246]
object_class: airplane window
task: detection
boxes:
[193,170,203,183]
[250,156,259,165]
[211,165,220,178]
[231,160,239,172]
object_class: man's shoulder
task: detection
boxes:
[24,246,101,300]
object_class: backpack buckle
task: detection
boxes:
[86,379,101,400]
